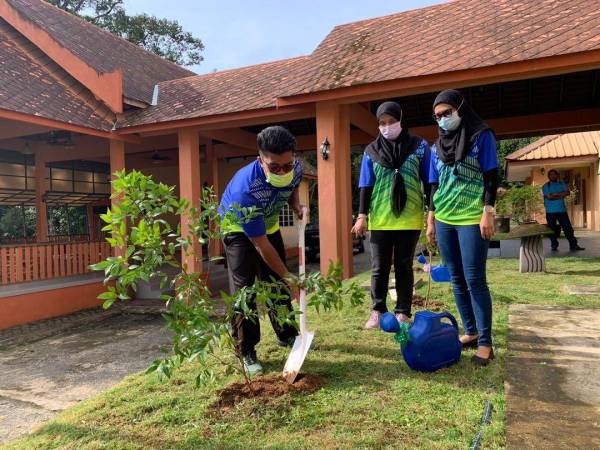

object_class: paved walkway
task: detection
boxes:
[0,309,170,444]
[498,231,600,259]
[506,304,600,449]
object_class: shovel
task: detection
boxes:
[283,206,314,384]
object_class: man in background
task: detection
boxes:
[542,169,584,252]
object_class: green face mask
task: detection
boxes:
[266,169,294,188]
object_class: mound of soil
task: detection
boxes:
[412,295,445,310]
[211,373,325,411]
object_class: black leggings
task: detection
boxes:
[223,231,297,354]
[369,230,421,316]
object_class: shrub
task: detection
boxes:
[92,170,364,387]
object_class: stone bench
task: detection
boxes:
[493,223,554,273]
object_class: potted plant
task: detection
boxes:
[497,184,544,226]
[494,187,511,233]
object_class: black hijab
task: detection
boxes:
[365,101,421,216]
[433,89,490,165]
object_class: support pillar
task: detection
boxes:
[34,152,48,243]
[316,102,353,278]
[178,127,203,273]
[109,139,125,257]
[205,139,223,259]
[86,205,95,241]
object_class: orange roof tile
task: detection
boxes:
[7,0,194,105]
[506,131,600,161]
[0,18,114,131]
[279,0,600,97]
[119,57,309,128]
[122,0,600,128]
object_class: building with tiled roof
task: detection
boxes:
[1,0,600,327]
[506,131,600,231]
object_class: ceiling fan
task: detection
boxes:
[149,149,171,164]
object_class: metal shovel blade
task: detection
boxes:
[282,320,314,384]
[282,206,313,384]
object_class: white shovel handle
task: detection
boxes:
[297,206,308,333]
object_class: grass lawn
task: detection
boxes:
[4,257,600,450]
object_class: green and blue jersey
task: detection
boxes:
[359,140,430,230]
[428,130,497,226]
[219,160,302,237]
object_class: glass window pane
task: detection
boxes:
[52,180,72,192]
[95,183,110,194]
[48,206,69,235]
[69,207,88,235]
[51,168,72,181]
[95,173,110,184]
[74,171,93,182]
[0,206,25,239]
[0,163,25,176]
[0,175,25,189]
[24,206,37,238]
[74,181,93,193]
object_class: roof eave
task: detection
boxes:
[275,50,600,107]
[0,107,140,143]
[0,0,124,113]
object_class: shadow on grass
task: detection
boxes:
[492,293,518,305]
[19,422,181,450]
[546,269,600,277]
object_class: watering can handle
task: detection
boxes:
[437,311,459,331]
[297,206,308,333]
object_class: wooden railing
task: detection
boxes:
[0,241,111,285]
[47,234,91,243]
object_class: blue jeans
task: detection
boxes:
[435,220,493,346]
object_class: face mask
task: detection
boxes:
[266,169,294,188]
[379,121,402,140]
[437,110,462,131]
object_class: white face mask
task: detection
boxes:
[437,111,462,131]
[379,121,402,140]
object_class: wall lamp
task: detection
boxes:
[320,138,330,160]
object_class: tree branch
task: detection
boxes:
[92,0,123,23]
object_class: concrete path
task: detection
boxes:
[498,231,600,259]
[506,304,600,449]
[0,312,170,444]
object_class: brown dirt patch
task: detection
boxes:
[210,373,325,412]
[412,295,445,311]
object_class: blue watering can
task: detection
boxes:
[417,255,451,283]
[380,311,461,372]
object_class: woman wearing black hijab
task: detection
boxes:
[426,89,498,366]
[351,101,431,329]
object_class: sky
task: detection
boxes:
[123,0,445,74]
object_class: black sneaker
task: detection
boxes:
[277,336,297,347]
[570,246,585,251]
[242,350,263,376]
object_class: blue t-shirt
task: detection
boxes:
[542,181,568,213]
[429,130,498,225]
[219,160,302,237]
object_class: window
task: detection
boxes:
[47,206,88,236]
[279,204,294,227]
[573,174,582,205]
[0,205,37,241]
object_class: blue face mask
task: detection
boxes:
[437,111,462,131]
